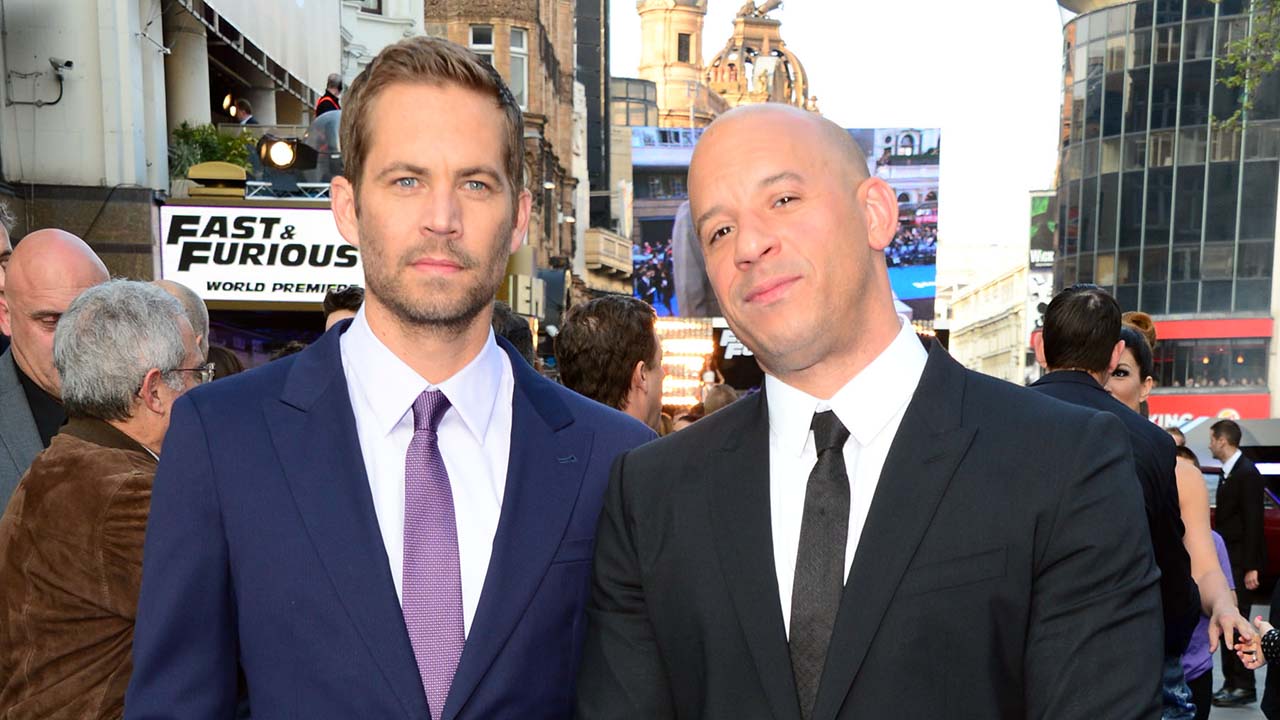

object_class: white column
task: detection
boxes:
[139,0,168,190]
[163,8,211,133]
[244,87,278,126]
[97,0,147,186]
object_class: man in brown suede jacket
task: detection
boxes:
[0,280,205,719]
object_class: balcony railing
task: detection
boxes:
[584,228,632,276]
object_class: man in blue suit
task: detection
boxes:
[125,37,654,720]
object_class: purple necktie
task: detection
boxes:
[403,389,465,720]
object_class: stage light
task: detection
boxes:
[256,134,319,172]
[222,93,233,111]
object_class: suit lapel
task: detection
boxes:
[442,342,592,720]
[811,344,976,720]
[265,327,428,720]
[0,348,42,482]
[709,389,803,720]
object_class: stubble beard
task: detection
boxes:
[361,216,514,337]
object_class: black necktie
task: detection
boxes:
[789,410,851,720]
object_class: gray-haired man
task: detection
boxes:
[0,280,207,718]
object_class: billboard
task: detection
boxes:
[631,126,940,329]
[159,204,362,304]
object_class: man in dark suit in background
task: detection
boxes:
[576,103,1164,720]
[126,37,654,720]
[1210,418,1267,706]
[1029,285,1225,716]
[0,229,108,509]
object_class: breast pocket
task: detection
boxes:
[898,546,1007,597]
[551,537,595,564]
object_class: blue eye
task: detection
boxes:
[395,178,417,188]
[463,180,490,192]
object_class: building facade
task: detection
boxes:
[1057,0,1280,419]
[704,2,815,112]
[342,0,425,84]
[0,0,334,276]
[950,264,1031,385]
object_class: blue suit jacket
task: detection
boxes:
[124,322,655,719]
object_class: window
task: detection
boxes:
[470,25,494,65]
[1123,134,1147,170]
[359,0,383,13]
[1218,17,1250,57]
[1105,36,1126,73]
[1246,121,1280,160]
[677,33,691,64]
[1130,28,1152,68]
[1154,339,1269,390]
[1183,21,1213,61]
[510,28,528,109]
[1210,126,1242,163]
[1155,25,1180,64]
[1178,127,1207,166]
[1148,130,1175,167]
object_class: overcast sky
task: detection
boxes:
[610,0,1072,284]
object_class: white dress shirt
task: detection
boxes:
[766,319,928,637]
[1223,448,1243,478]
[340,307,514,635]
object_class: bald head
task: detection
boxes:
[3,229,109,396]
[686,102,902,398]
[154,279,210,357]
[700,104,869,179]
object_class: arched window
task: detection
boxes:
[898,134,915,156]
[925,191,937,201]
[897,192,911,203]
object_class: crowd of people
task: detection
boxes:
[883,225,937,267]
[632,239,676,315]
[3,32,1280,720]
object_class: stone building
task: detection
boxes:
[636,0,815,129]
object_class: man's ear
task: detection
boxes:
[631,359,648,393]
[331,175,361,250]
[1108,339,1126,375]
[0,296,9,336]
[138,368,168,415]
[1032,330,1047,369]
[510,189,533,254]
[859,177,899,252]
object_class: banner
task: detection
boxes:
[159,204,362,304]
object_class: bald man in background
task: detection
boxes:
[153,279,209,359]
[0,229,108,507]
[576,104,1162,719]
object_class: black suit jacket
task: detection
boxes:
[1216,453,1267,576]
[1029,371,1198,656]
[577,345,1163,720]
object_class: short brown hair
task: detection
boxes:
[323,285,364,316]
[556,296,659,412]
[340,36,524,202]
[1211,419,1243,448]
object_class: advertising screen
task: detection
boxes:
[631,126,940,329]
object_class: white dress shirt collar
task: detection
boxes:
[765,319,928,457]
[342,306,505,444]
[1224,448,1244,478]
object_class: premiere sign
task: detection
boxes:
[159,204,363,303]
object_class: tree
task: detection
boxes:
[1214,0,1280,128]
